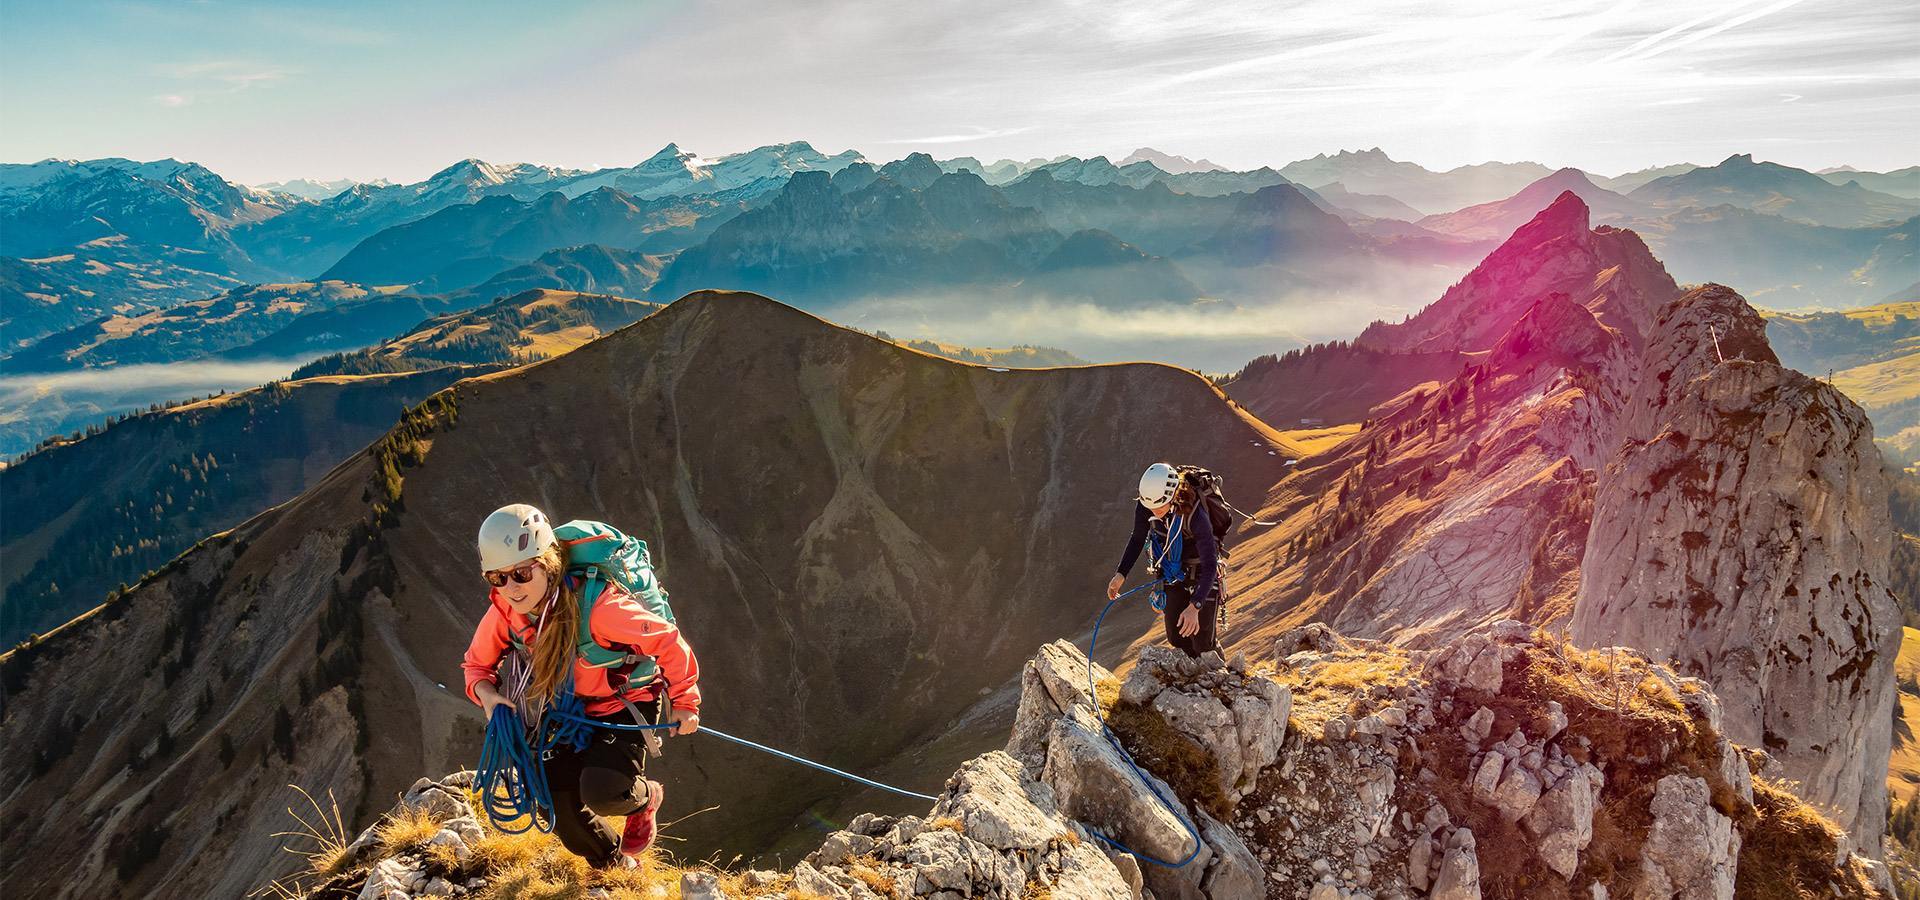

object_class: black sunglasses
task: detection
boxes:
[484,561,542,588]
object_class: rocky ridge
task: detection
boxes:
[301,626,1881,899]
[1218,195,1898,861]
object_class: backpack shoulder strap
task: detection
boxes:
[570,571,637,669]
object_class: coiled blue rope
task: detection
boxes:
[475,705,556,833]
[1085,579,1203,868]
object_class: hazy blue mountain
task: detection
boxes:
[1184,183,1367,264]
[876,153,946,190]
[1018,229,1202,307]
[1418,168,1654,239]
[1592,162,1699,194]
[1278,148,1553,214]
[1629,206,1918,307]
[1306,182,1424,221]
[1629,153,1920,227]
[1117,147,1226,174]
[998,171,1244,255]
[1817,166,1920,200]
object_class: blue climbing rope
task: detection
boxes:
[475,705,557,833]
[1085,579,1203,869]
[546,710,939,803]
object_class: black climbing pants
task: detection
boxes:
[543,703,659,866]
[1161,580,1218,658]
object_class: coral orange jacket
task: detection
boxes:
[463,579,701,716]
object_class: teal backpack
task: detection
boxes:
[554,519,676,689]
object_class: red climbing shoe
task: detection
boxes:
[620,779,664,858]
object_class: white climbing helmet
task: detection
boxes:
[477,503,555,572]
[1137,463,1181,507]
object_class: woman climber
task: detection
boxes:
[1107,463,1226,658]
[462,503,702,866]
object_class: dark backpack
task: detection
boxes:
[1176,466,1235,547]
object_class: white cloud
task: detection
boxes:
[877,127,1035,145]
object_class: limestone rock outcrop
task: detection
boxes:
[302,631,1881,900]
[1572,284,1900,848]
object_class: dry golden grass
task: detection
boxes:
[1276,422,1363,457]
[1276,650,1418,723]
[1105,695,1233,820]
[1736,778,1875,899]
[374,804,444,854]
[846,855,897,894]
[929,816,965,834]
[269,783,784,900]
[264,785,356,897]
[1834,350,1920,410]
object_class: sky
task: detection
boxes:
[3,0,1916,185]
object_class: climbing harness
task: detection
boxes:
[1145,514,1184,612]
[1084,579,1204,868]
[473,583,1198,868]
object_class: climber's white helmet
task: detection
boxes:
[1137,463,1181,508]
[477,503,555,572]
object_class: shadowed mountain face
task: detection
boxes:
[318,189,742,291]
[0,366,501,645]
[649,171,1063,305]
[444,243,670,302]
[0,290,1302,899]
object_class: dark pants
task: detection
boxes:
[1161,581,1219,658]
[544,703,658,866]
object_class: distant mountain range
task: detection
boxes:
[1277,148,1555,214]
[1631,153,1920,227]
[3,144,1914,411]
[1116,147,1225,173]
[251,177,392,201]
[1818,166,1920,200]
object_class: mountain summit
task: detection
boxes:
[0,289,1300,897]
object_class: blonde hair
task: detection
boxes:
[526,541,579,706]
